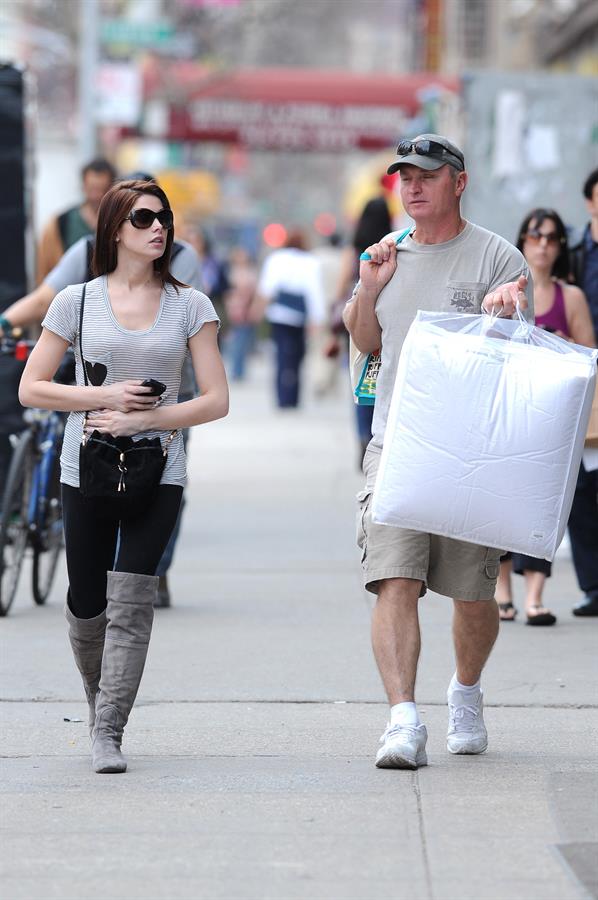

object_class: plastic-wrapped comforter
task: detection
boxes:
[371,310,598,560]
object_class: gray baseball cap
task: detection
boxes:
[387,133,465,174]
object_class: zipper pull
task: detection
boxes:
[118,454,127,492]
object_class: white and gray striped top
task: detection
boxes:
[42,275,219,488]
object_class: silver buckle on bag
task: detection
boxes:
[117,452,127,493]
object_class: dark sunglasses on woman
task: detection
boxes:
[126,208,174,230]
[523,230,565,245]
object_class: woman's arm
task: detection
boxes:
[85,321,229,435]
[19,328,158,412]
[159,321,229,427]
[564,284,596,348]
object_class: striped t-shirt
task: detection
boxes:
[42,275,219,488]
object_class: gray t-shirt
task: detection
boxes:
[42,275,219,488]
[349,221,533,451]
[45,238,203,400]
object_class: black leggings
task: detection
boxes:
[61,484,183,619]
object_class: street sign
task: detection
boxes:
[101,19,175,47]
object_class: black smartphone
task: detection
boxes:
[141,378,166,397]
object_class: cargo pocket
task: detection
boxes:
[356,489,371,566]
[483,547,502,580]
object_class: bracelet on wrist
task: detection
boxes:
[0,314,12,334]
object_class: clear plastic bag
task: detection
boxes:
[371,308,598,560]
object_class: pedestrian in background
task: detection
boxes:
[184,226,230,336]
[337,195,393,463]
[36,158,116,283]
[496,207,595,626]
[223,246,259,381]
[18,180,228,774]
[568,168,598,618]
[257,228,326,408]
[344,134,532,770]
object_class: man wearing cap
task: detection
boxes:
[344,134,533,769]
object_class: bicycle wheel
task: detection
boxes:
[0,429,33,617]
[32,447,64,605]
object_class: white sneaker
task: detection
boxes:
[375,723,428,769]
[446,688,488,755]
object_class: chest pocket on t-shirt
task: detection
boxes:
[446,281,488,313]
[82,350,112,386]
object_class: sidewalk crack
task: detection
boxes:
[414,771,435,900]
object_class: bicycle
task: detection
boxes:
[0,337,68,616]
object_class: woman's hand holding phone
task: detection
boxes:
[100,380,158,413]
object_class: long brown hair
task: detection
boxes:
[92,180,184,288]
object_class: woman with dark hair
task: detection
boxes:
[515,208,594,342]
[496,207,595,625]
[352,198,394,459]
[19,180,228,772]
[352,197,393,260]
[334,197,394,307]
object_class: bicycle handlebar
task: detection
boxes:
[0,336,35,359]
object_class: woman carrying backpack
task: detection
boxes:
[19,180,228,773]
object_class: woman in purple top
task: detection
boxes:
[496,208,595,626]
[520,209,594,343]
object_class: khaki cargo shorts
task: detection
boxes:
[357,446,502,600]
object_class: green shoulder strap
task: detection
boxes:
[359,226,411,261]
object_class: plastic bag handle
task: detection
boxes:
[485,300,527,327]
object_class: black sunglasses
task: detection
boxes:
[396,139,464,168]
[126,208,174,230]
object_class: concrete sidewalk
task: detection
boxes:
[1,355,597,900]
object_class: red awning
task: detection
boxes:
[145,62,459,112]
[141,62,460,150]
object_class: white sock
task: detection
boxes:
[390,701,421,727]
[449,673,481,697]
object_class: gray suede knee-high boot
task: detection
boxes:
[65,597,107,738]
[91,571,156,775]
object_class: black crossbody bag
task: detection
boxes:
[78,283,176,516]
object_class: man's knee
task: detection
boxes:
[453,598,499,627]
[378,577,422,606]
[453,597,497,611]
